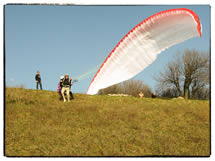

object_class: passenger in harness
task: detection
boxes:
[57,76,64,100]
[61,74,73,102]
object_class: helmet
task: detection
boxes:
[60,76,64,80]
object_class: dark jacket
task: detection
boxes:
[35,74,41,82]
[62,78,71,88]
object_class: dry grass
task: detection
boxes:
[5,87,210,156]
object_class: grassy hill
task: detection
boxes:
[5,87,210,156]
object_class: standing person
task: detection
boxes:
[61,74,72,102]
[35,71,42,90]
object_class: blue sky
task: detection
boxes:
[5,5,210,93]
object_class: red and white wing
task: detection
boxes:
[87,8,202,95]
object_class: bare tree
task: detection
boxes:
[98,84,122,95]
[182,49,209,99]
[156,87,179,98]
[122,80,152,97]
[155,49,209,99]
[156,59,183,96]
[98,80,152,97]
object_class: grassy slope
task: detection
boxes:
[5,88,210,156]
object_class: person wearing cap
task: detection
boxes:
[35,71,43,90]
[57,76,64,100]
[61,74,72,102]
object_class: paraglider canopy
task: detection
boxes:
[87,8,202,95]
